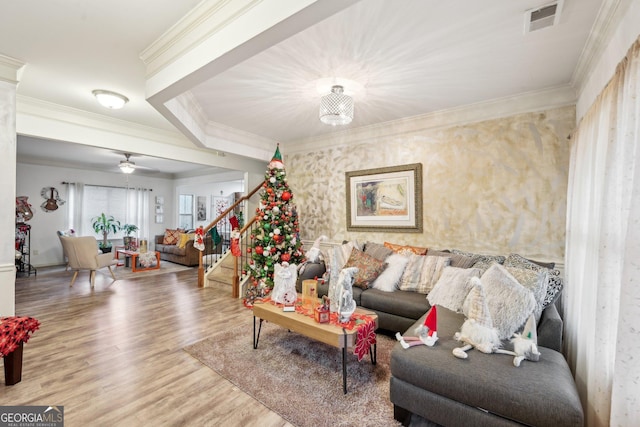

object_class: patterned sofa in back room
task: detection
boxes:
[154,229,219,267]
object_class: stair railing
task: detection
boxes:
[233,216,259,298]
[198,183,262,290]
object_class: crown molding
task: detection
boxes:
[162,91,275,161]
[283,85,576,154]
[571,0,630,93]
[140,0,261,78]
[0,54,25,85]
[16,95,191,146]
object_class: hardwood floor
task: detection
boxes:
[2,266,293,427]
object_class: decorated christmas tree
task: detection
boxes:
[244,145,304,306]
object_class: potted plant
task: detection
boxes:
[122,223,139,250]
[91,213,121,253]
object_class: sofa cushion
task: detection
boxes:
[504,253,563,308]
[481,264,536,340]
[342,248,386,289]
[427,249,478,269]
[177,233,195,248]
[363,241,394,261]
[361,288,430,321]
[505,265,549,321]
[451,249,506,273]
[384,242,428,255]
[427,266,481,312]
[163,244,187,256]
[398,254,451,294]
[162,228,181,245]
[371,253,409,292]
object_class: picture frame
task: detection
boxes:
[155,214,163,224]
[197,196,207,221]
[346,163,422,232]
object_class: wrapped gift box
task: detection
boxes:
[314,305,330,323]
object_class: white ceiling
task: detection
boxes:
[1,0,605,173]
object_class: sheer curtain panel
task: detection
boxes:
[564,38,640,427]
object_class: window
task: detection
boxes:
[73,184,150,241]
[179,194,194,230]
[82,185,127,239]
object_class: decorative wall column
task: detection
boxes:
[0,55,24,316]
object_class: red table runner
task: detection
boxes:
[0,316,40,357]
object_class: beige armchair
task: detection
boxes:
[59,236,118,288]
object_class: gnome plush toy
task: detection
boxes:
[497,314,541,367]
[453,278,502,359]
[396,306,438,348]
[305,235,327,263]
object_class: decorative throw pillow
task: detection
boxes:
[371,253,410,292]
[342,248,387,289]
[162,229,181,245]
[504,253,563,307]
[384,242,428,255]
[177,233,196,249]
[427,266,481,312]
[364,241,393,261]
[451,249,506,273]
[427,249,478,269]
[480,264,536,340]
[398,253,424,292]
[505,266,549,322]
[398,254,451,294]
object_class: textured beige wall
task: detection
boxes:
[286,106,575,262]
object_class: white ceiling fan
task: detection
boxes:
[119,153,136,174]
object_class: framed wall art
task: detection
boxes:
[346,163,423,232]
[197,196,207,221]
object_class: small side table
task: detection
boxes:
[1,316,40,385]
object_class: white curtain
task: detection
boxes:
[564,38,640,426]
[65,182,84,233]
[126,187,150,240]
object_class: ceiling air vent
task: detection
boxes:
[524,0,563,33]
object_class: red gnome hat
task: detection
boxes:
[415,306,439,346]
[424,305,437,336]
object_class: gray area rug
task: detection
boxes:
[184,321,401,427]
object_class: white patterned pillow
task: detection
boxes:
[506,266,548,322]
[399,255,451,294]
[371,253,409,292]
[504,253,563,308]
[427,266,481,313]
[481,264,536,340]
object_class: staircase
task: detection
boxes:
[204,253,235,289]
[197,183,262,299]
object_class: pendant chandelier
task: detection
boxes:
[319,85,354,126]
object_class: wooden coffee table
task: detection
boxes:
[252,301,378,394]
[116,249,161,272]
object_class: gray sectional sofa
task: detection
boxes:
[296,243,584,427]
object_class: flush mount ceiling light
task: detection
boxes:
[92,89,129,109]
[119,153,136,174]
[319,85,354,126]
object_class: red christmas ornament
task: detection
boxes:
[247,247,252,254]
[255,246,264,255]
[270,247,277,254]
[281,253,291,262]
[281,191,291,201]
[266,188,273,194]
